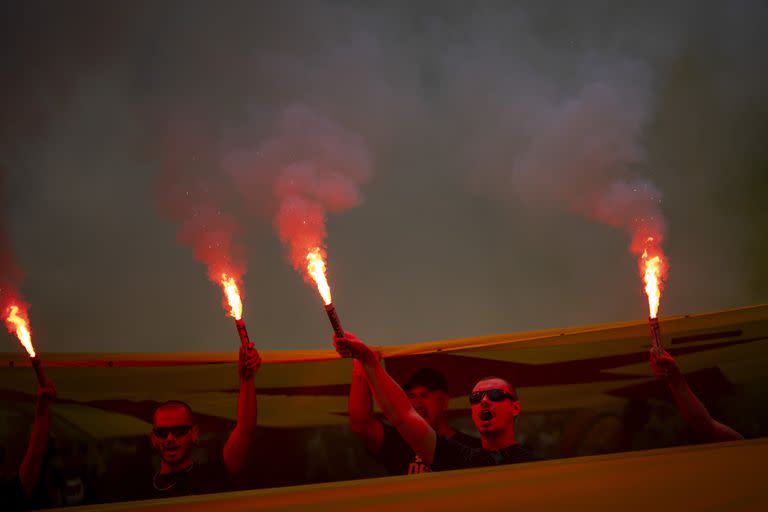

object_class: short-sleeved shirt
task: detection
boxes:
[138,455,231,500]
[374,424,482,475]
[431,434,539,471]
[1,475,28,511]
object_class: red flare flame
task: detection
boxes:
[4,303,35,358]
[306,248,332,305]
[639,237,667,319]
[220,274,243,320]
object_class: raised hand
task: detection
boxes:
[650,349,681,380]
[334,332,376,363]
[239,342,261,381]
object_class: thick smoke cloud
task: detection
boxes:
[225,105,371,281]
[0,1,765,351]
[156,124,246,285]
[433,8,668,257]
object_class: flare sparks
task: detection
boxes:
[306,248,345,338]
[4,303,50,385]
[640,237,668,353]
[220,274,251,347]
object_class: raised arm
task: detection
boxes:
[223,342,261,474]
[335,332,437,464]
[349,359,385,453]
[651,350,743,442]
[19,381,56,496]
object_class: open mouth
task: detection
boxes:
[479,410,494,422]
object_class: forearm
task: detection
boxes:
[360,357,414,426]
[360,355,435,463]
[224,377,257,474]
[349,360,376,431]
[19,404,50,496]
[237,377,257,434]
[666,376,725,440]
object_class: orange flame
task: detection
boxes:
[307,248,332,305]
[5,304,35,358]
[220,274,243,320]
[640,238,666,319]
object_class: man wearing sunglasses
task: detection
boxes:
[143,342,261,499]
[349,360,480,475]
[335,332,537,471]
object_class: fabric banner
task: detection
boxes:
[1,304,767,507]
[51,439,768,512]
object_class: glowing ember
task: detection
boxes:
[220,274,243,320]
[5,304,35,358]
[640,237,666,319]
[307,248,332,305]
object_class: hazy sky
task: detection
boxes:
[1,1,766,353]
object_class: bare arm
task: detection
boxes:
[19,383,56,496]
[223,343,261,474]
[651,350,743,442]
[336,333,437,464]
[349,359,384,454]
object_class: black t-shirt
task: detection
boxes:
[1,475,28,511]
[374,424,482,475]
[431,434,539,471]
[138,455,231,501]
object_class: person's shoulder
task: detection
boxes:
[199,450,230,477]
[193,449,233,493]
[433,434,482,471]
[504,444,540,463]
[450,430,482,449]
[379,422,410,452]
[373,422,414,474]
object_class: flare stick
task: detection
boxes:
[234,318,251,347]
[648,316,663,354]
[30,355,51,387]
[324,303,345,338]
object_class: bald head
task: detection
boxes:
[153,400,194,426]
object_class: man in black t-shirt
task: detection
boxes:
[137,342,260,500]
[336,332,538,471]
[349,361,480,475]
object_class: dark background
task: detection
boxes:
[1,1,766,353]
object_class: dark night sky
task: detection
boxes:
[1,1,766,353]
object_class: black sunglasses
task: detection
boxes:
[469,389,517,405]
[153,425,193,439]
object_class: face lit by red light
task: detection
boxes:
[150,405,198,467]
[407,385,449,428]
[470,378,521,437]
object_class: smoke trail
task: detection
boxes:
[512,79,667,254]
[435,9,668,255]
[0,166,31,337]
[155,122,246,297]
[226,104,371,281]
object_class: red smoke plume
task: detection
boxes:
[0,166,33,351]
[226,105,371,281]
[156,123,246,312]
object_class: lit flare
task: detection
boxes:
[5,304,35,358]
[640,238,666,319]
[220,274,243,320]
[307,248,332,305]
